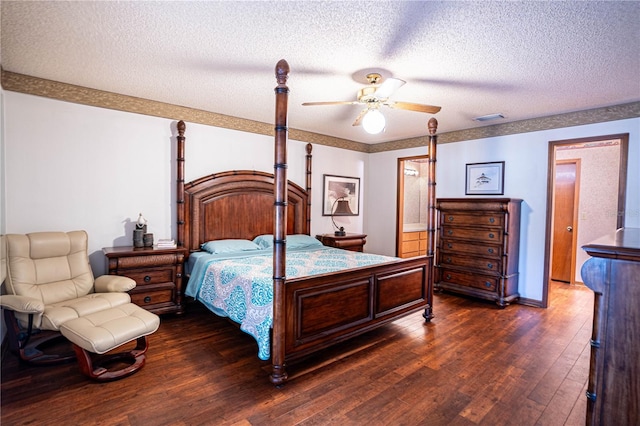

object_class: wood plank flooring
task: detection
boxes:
[1,281,593,425]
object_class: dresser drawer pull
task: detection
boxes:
[445,257,452,263]
[447,243,453,249]
[487,248,494,254]
[487,263,494,269]
[488,233,495,239]
[446,274,452,280]
[485,281,492,288]
[447,230,453,236]
[144,275,152,282]
[489,217,495,223]
[144,296,152,303]
[448,216,454,222]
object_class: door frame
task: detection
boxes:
[396,155,429,257]
[541,134,628,307]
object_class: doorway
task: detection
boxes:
[542,134,628,307]
[396,156,429,258]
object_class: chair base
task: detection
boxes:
[18,332,77,365]
[3,310,76,365]
[71,336,149,382]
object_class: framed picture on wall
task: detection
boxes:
[322,174,360,216]
[465,161,505,195]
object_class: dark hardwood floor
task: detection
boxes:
[1,281,593,425]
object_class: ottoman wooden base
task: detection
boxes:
[72,336,148,381]
[60,303,159,382]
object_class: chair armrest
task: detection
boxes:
[94,275,136,293]
[0,294,45,314]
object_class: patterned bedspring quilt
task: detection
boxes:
[185,247,397,360]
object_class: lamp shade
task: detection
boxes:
[333,200,353,215]
[331,197,352,236]
[362,109,386,134]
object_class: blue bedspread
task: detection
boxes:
[185,247,396,360]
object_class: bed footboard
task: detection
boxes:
[283,255,433,362]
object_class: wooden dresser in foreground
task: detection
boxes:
[434,198,522,307]
[103,246,187,315]
[316,233,367,252]
[581,228,640,426]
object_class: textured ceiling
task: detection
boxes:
[1,1,639,143]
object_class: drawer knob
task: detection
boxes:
[489,217,495,223]
[447,230,453,236]
[487,263,494,269]
[488,248,494,254]
[445,257,452,263]
[485,281,492,288]
[447,243,453,249]
[448,216,454,222]
[488,233,495,239]
[446,274,452,280]
[144,296,152,303]
[144,275,151,282]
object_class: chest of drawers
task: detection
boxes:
[103,246,187,315]
[435,198,522,307]
[581,228,640,425]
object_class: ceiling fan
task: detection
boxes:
[302,73,441,134]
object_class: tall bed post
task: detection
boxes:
[305,143,313,233]
[176,120,186,249]
[425,117,438,321]
[271,59,290,385]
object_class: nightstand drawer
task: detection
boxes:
[110,253,179,269]
[126,268,174,286]
[130,284,174,307]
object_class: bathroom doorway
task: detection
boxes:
[396,155,429,258]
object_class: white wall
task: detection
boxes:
[367,118,639,302]
[2,91,639,303]
[2,92,367,275]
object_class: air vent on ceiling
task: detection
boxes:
[473,113,505,122]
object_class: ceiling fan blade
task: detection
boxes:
[302,101,359,106]
[374,78,406,99]
[352,109,368,126]
[387,101,441,114]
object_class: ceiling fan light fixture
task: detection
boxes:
[362,109,386,134]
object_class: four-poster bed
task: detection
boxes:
[176,59,439,385]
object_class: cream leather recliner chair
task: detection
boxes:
[1,230,159,381]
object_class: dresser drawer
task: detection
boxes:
[125,268,174,286]
[440,212,504,228]
[438,254,502,273]
[439,239,502,257]
[129,283,174,307]
[438,268,498,292]
[440,225,504,244]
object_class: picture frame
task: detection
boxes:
[465,161,505,195]
[322,174,360,216]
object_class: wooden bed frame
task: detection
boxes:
[175,60,439,385]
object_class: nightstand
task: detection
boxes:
[316,233,367,252]
[102,246,187,315]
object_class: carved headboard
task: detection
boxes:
[175,121,312,253]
